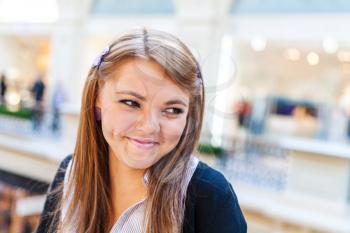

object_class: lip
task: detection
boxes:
[127,137,158,149]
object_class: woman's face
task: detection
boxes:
[96,58,190,171]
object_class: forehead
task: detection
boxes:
[106,58,189,99]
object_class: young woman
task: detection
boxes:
[36,28,247,233]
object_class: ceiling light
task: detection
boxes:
[323,37,338,54]
[284,48,301,61]
[307,52,319,66]
[250,37,266,52]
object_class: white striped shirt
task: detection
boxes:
[62,156,199,233]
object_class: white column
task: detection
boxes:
[45,0,93,143]
[46,0,93,108]
[173,0,235,145]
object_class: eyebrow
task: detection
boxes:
[115,90,188,107]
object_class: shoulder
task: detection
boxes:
[60,155,72,170]
[185,161,247,233]
[189,161,233,198]
[35,155,73,233]
[56,155,72,177]
[49,155,72,191]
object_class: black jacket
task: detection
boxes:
[36,156,247,233]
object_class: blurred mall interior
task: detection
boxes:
[1,0,350,232]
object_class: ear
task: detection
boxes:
[95,97,101,108]
[95,79,105,109]
[94,93,102,122]
[95,84,103,108]
[94,106,101,121]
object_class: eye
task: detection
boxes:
[163,108,184,115]
[119,99,140,108]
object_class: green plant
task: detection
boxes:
[0,105,33,119]
[197,143,225,157]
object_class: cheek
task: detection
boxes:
[101,106,137,138]
[162,118,187,143]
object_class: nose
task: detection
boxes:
[135,109,160,134]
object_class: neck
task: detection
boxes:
[109,151,147,195]
[108,151,147,224]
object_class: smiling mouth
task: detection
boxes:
[127,137,158,149]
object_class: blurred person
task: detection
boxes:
[50,82,66,133]
[292,105,318,137]
[31,75,46,131]
[36,29,247,233]
[338,84,350,140]
[0,186,13,232]
[24,215,40,233]
[235,99,252,128]
[0,73,7,105]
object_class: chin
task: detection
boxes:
[124,155,158,170]
[126,160,154,170]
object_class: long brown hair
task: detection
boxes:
[59,28,204,233]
